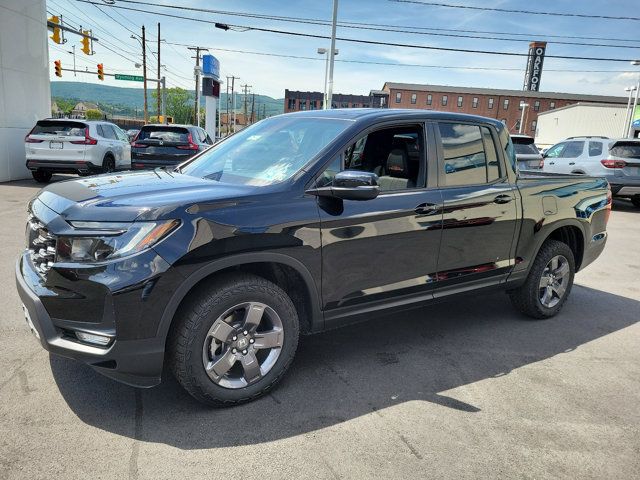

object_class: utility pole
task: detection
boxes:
[262,104,266,120]
[142,25,148,123]
[226,75,239,133]
[241,84,251,127]
[157,23,161,120]
[225,77,230,135]
[250,93,255,124]
[188,46,208,126]
[326,0,339,109]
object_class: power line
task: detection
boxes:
[163,44,636,74]
[77,0,640,49]
[389,0,640,22]
[77,2,639,63]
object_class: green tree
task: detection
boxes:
[85,109,103,120]
[152,87,194,124]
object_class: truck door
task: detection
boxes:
[434,121,519,295]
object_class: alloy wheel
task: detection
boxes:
[538,255,570,308]
[202,302,284,389]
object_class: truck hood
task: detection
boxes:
[36,170,258,222]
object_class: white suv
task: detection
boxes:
[543,136,640,207]
[25,119,132,183]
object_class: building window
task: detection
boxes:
[427,94,432,105]
[534,100,540,111]
[503,99,509,110]
[352,103,359,108]
[549,101,556,110]
[309,100,317,110]
[395,92,402,103]
[518,100,525,110]
[341,102,349,108]
[411,93,417,104]
[457,96,463,108]
[287,98,295,110]
[488,98,494,109]
[442,95,448,106]
[472,97,478,108]
[531,120,537,133]
[300,100,307,111]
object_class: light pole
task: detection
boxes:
[628,60,640,138]
[623,86,636,137]
[326,0,339,110]
[519,102,529,134]
[317,47,338,109]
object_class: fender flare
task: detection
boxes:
[155,252,324,342]
[530,218,586,269]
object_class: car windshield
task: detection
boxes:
[181,116,352,186]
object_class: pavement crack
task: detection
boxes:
[399,434,423,460]
[129,390,144,480]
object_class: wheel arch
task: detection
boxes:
[535,221,585,272]
[157,252,324,346]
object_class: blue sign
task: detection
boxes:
[202,55,220,79]
[633,119,640,128]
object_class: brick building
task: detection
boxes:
[381,82,627,135]
[284,90,378,112]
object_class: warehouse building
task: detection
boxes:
[380,83,627,135]
[535,103,630,148]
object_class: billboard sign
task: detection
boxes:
[523,41,547,91]
[202,54,220,80]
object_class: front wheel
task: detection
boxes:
[509,240,575,319]
[631,196,640,208]
[169,273,300,406]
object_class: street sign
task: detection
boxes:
[114,74,144,82]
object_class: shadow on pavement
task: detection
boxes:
[51,284,637,449]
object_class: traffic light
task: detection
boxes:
[81,31,91,55]
[54,60,62,78]
[49,16,63,44]
[97,63,104,81]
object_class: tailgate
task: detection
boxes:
[608,141,640,180]
[25,120,87,162]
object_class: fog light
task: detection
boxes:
[75,331,112,346]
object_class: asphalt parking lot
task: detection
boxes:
[1,176,638,480]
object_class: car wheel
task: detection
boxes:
[169,273,300,406]
[102,155,116,174]
[509,239,575,319]
[31,170,52,183]
[631,196,640,208]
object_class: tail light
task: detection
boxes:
[70,127,98,145]
[605,184,612,224]
[600,159,626,169]
[24,126,42,143]
[177,133,199,151]
[538,158,544,169]
[132,143,148,148]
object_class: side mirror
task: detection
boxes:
[307,170,380,201]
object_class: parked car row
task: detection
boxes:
[24,119,213,183]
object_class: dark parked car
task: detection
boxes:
[16,109,610,406]
[511,134,543,171]
[131,124,213,169]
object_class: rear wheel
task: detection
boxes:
[169,273,299,406]
[31,170,52,183]
[509,240,575,319]
[631,196,640,208]
[102,155,116,174]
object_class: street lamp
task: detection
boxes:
[317,47,338,109]
[628,60,640,138]
[519,102,529,134]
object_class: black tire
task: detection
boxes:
[631,196,640,208]
[102,154,116,174]
[32,170,52,183]
[509,239,575,320]
[169,273,300,407]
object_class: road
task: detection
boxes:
[1,176,638,479]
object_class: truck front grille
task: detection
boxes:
[26,213,57,276]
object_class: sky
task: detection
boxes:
[47,0,640,99]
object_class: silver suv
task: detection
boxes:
[542,136,640,207]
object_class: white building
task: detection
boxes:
[0,0,50,182]
[535,102,628,148]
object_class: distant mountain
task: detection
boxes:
[50,81,284,117]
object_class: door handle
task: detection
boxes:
[549,161,555,165]
[414,203,440,215]
[494,194,513,204]
[569,162,575,165]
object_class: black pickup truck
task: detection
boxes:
[16,109,610,406]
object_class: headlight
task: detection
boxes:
[56,220,179,263]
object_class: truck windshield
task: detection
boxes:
[181,116,352,185]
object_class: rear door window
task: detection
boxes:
[102,124,118,140]
[31,120,86,136]
[438,123,501,186]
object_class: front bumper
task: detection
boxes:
[15,253,166,388]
